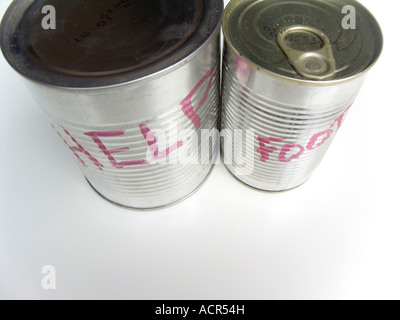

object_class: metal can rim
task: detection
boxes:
[0,0,224,90]
[19,26,222,92]
[223,0,384,86]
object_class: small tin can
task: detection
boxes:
[221,0,383,191]
[1,0,223,209]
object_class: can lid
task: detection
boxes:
[0,0,223,88]
[223,0,383,82]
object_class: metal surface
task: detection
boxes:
[0,0,223,88]
[1,0,223,88]
[221,0,383,191]
[223,0,382,82]
[277,25,336,80]
[1,0,223,209]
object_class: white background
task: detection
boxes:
[0,0,399,300]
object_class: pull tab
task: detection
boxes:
[277,25,336,81]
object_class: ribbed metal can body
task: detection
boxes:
[27,41,220,209]
[1,0,223,209]
[222,52,365,191]
[221,0,383,191]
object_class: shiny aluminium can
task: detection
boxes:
[221,0,383,191]
[0,0,224,209]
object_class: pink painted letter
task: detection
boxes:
[278,144,305,163]
[85,131,147,169]
[54,126,103,170]
[256,136,285,163]
[180,67,215,129]
[306,129,333,150]
[139,124,183,160]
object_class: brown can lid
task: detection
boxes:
[223,0,383,82]
[0,0,223,88]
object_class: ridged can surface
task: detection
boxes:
[221,0,383,191]
[0,0,224,209]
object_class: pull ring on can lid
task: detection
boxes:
[277,25,336,81]
[223,0,383,83]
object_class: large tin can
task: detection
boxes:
[221,0,383,191]
[1,0,223,209]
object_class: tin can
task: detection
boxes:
[1,0,223,209]
[221,0,383,191]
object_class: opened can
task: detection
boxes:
[1,0,223,209]
[221,0,383,191]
